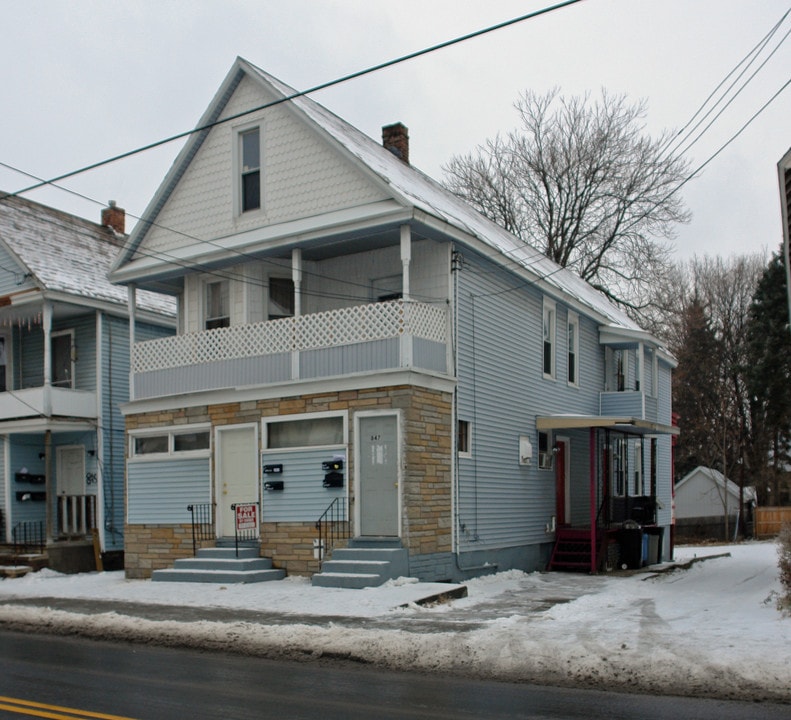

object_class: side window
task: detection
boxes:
[457,420,471,457]
[567,312,579,386]
[205,279,230,330]
[240,127,261,213]
[542,299,556,379]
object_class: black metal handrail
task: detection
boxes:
[230,502,259,557]
[315,497,350,568]
[12,521,45,554]
[187,502,214,556]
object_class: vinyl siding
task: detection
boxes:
[127,458,211,524]
[141,73,388,257]
[455,248,605,552]
[261,447,346,522]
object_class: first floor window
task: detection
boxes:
[457,420,471,456]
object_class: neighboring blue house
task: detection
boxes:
[110,57,678,584]
[0,196,175,571]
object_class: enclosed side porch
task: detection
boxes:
[538,415,679,574]
[1,422,102,573]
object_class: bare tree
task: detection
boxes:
[443,88,691,312]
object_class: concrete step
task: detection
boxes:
[195,547,261,560]
[171,557,275,572]
[318,559,390,575]
[152,567,285,584]
[311,572,385,589]
[311,543,408,589]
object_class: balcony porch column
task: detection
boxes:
[128,284,137,401]
[400,224,411,301]
[292,248,302,317]
[42,301,53,416]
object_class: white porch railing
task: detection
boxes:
[58,494,97,538]
[132,300,447,374]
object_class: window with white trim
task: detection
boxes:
[457,420,472,457]
[130,426,211,458]
[240,127,261,213]
[264,413,345,450]
[205,279,230,330]
[567,312,579,386]
[542,299,556,379]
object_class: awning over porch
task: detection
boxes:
[536,415,679,436]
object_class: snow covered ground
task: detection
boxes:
[0,541,788,703]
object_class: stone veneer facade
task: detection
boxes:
[125,384,452,579]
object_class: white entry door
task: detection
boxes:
[56,446,85,496]
[358,414,399,537]
[215,425,259,537]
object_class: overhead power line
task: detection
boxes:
[1,0,584,202]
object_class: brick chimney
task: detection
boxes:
[101,201,125,235]
[382,123,409,165]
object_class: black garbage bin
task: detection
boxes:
[618,527,643,569]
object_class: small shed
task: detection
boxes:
[674,467,755,541]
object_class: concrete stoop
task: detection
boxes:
[311,538,409,589]
[152,546,285,584]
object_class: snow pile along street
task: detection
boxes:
[0,542,788,702]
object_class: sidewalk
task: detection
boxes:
[0,543,789,704]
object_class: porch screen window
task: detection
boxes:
[268,278,294,320]
[613,437,628,496]
[52,332,73,388]
[240,128,260,212]
[543,300,555,378]
[205,280,230,330]
[267,415,343,449]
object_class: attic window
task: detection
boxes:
[240,127,261,212]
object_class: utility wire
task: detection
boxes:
[0,0,584,202]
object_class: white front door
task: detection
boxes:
[215,425,259,537]
[56,446,85,496]
[358,414,399,537]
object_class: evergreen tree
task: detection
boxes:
[672,296,723,479]
[746,250,791,505]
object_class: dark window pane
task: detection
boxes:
[242,170,260,211]
[174,432,210,452]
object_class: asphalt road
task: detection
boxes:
[0,631,787,720]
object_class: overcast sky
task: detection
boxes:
[1,1,789,264]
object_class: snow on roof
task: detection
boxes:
[241,59,644,335]
[0,195,175,318]
[676,466,757,501]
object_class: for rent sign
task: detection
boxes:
[234,503,258,531]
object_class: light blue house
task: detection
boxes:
[110,58,677,585]
[0,196,175,571]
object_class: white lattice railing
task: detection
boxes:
[133,300,447,373]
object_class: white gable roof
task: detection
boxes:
[116,57,659,341]
[0,195,175,319]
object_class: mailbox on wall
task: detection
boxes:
[264,480,284,491]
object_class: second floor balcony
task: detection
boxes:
[0,386,97,423]
[600,390,659,424]
[132,300,449,400]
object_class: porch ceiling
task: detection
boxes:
[536,415,679,436]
